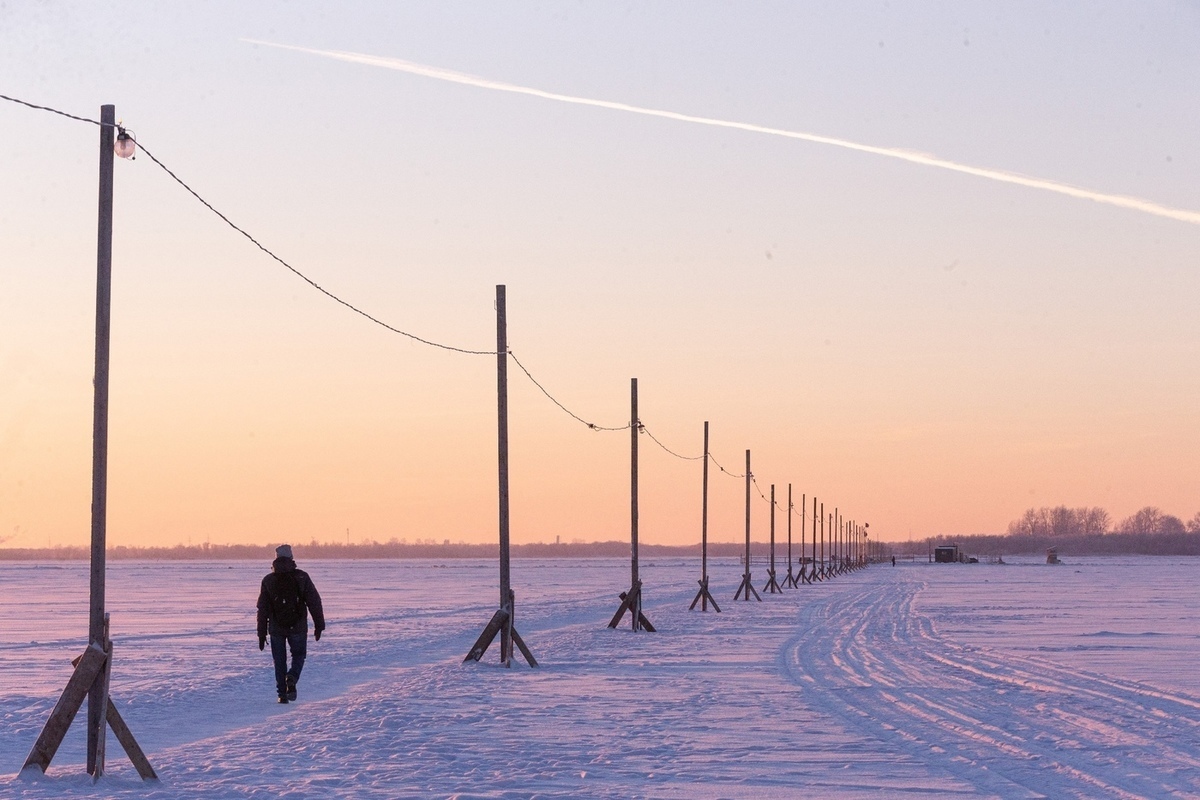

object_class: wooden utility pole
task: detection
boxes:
[783,484,799,588]
[631,377,638,604]
[690,421,720,612]
[799,493,812,584]
[806,494,816,582]
[734,450,761,601]
[610,378,654,631]
[842,513,847,572]
[834,511,840,574]
[762,484,782,593]
[836,512,843,573]
[829,511,835,576]
[465,285,537,667]
[820,502,827,579]
[86,101,115,778]
[835,508,841,574]
[21,105,155,783]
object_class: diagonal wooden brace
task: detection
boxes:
[734,571,762,601]
[22,644,107,775]
[762,568,782,594]
[609,581,653,631]
[510,626,538,668]
[104,700,157,780]
[464,607,510,663]
[608,583,639,629]
[689,577,722,612]
[22,643,158,781]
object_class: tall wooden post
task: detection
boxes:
[701,422,708,587]
[835,511,840,573]
[769,486,775,576]
[829,511,835,576]
[630,378,638,613]
[837,512,842,572]
[783,484,798,588]
[786,486,793,579]
[609,379,654,630]
[842,513,847,571]
[820,502,826,579]
[21,105,156,783]
[497,285,512,658]
[690,421,720,611]
[734,450,761,601]
[762,484,782,593]
[839,511,845,572]
[799,493,811,584]
[465,285,537,666]
[87,102,115,777]
[811,496,819,581]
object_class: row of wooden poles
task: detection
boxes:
[704,442,872,611]
[465,286,873,666]
[20,103,873,782]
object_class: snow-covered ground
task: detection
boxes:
[1,555,1197,798]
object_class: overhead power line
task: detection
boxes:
[3,93,824,507]
[2,92,495,356]
[507,352,630,432]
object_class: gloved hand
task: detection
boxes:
[258,636,266,651]
[314,629,322,642]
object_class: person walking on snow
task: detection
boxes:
[257,544,325,703]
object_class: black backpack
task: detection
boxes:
[270,572,305,628]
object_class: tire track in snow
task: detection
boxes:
[784,574,1200,799]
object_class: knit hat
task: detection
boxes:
[275,544,294,560]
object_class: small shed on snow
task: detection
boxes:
[933,545,959,563]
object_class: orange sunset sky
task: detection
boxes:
[2,3,1198,549]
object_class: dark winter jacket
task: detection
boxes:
[256,557,325,638]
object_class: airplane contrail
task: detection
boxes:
[244,39,1200,227]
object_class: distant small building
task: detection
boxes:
[934,545,959,563]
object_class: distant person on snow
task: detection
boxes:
[892,555,896,567]
[257,544,325,704]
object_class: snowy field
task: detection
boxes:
[1,555,1198,798]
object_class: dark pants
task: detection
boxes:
[269,627,307,697]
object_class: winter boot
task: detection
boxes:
[285,675,297,702]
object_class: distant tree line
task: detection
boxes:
[0,539,784,561]
[1007,505,1200,537]
[907,529,1200,558]
[888,505,1200,558]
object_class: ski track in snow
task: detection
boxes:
[785,572,1200,799]
[1,557,1198,798]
